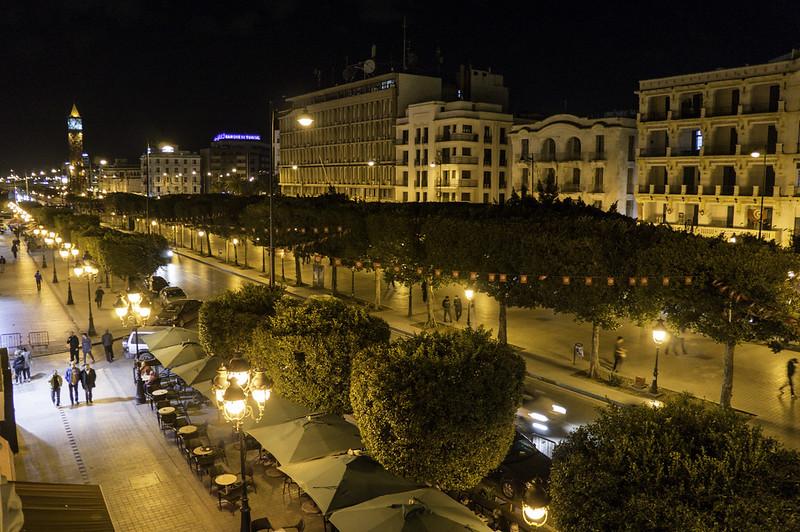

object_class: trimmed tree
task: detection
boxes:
[198,284,284,360]
[550,394,800,531]
[351,327,525,490]
[248,296,390,415]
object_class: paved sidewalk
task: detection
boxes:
[171,233,800,450]
[0,232,325,532]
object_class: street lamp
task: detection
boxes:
[115,292,151,404]
[232,238,239,266]
[650,318,667,394]
[279,249,286,283]
[198,230,205,256]
[751,149,769,239]
[73,251,98,336]
[34,228,48,268]
[464,289,474,329]
[212,353,271,532]
[45,236,59,283]
[521,481,550,528]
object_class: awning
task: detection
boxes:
[13,481,114,531]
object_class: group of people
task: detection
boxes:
[441,295,464,323]
[66,330,115,364]
[48,362,96,407]
[10,346,31,384]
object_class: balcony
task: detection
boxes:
[562,183,581,193]
[395,177,409,186]
[414,136,429,144]
[589,151,605,161]
[590,186,605,193]
[436,133,478,142]
[707,105,738,118]
[640,148,668,157]
[673,148,700,157]
[396,159,410,166]
[483,135,492,143]
[396,138,409,145]
[562,152,582,162]
[703,146,736,156]
[641,111,668,122]
[742,102,778,114]
[443,156,479,164]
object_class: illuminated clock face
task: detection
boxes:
[68,117,82,131]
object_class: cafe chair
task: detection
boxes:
[285,518,305,532]
[243,463,257,494]
[160,412,177,436]
[207,463,232,494]
[171,417,190,445]
[250,516,272,532]
[218,485,243,514]
[183,438,203,466]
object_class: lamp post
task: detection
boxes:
[212,353,271,532]
[232,238,239,266]
[465,289,474,329]
[53,236,62,283]
[45,236,59,283]
[74,252,98,336]
[115,292,151,404]
[751,149,769,239]
[34,228,48,268]
[650,318,667,394]
[280,249,286,283]
[198,230,205,256]
[268,101,314,288]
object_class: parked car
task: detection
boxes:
[154,299,202,327]
[144,275,169,294]
[469,430,552,530]
[121,326,170,355]
[158,286,187,307]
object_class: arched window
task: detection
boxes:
[541,138,556,161]
[567,137,581,159]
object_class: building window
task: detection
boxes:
[403,191,408,201]
[483,193,489,203]
[463,147,471,156]
[522,168,529,189]
[628,136,636,161]
[572,168,581,185]
[594,168,604,191]
[484,149,492,165]
[461,192,470,201]
[595,135,605,154]
[499,172,506,188]
[627,168,634,194]
[462,170,471,180]
[521,139,529,158]
[421,170,428,187]
[483,171,491,187]
[500,150,507,166]
[463,125,472,133]
[484,126,492,143]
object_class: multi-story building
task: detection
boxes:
[278,72,442,200]
[510,114,638,215]
[395,100,514,203]
[636,50,800,244]
[140,145,202,196]
[199,133,270,193]
[97,159,143,194]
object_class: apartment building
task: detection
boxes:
[278,72,442,200]
[97,159,143,194]
[140,145,202,196]
[636,50,800,244]
[510,114,637,214]
[395,100,514,203]
[199,133,270,194]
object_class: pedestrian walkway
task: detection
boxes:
[0,232,325,532]
[169,232,800,450]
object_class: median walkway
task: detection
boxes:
[0,232,324,532]
[171,236,800,450]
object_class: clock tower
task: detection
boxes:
[67,104,84,193]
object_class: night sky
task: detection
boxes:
[2,0,799,173]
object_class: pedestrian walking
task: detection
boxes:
[10,243,17,259]
[81,333,95,364]
[65,362,80,405]
[48,370,63,407]
[612,336,626,372]
[94,286,105,309]
[453,295,463,322]
[779,358,798,398]
[67,332,80,364]
[34,270,42,291]
[0,255,5,273]
[442,295,452,323]
[20,346,31,382]
[11,349,25,384]
[101,329,114,362]
[80,364,97,404]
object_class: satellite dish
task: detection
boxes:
[363,59,376,74]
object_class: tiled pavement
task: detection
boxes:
[0,233,325,532]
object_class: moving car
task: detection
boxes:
[158,286,187,307]
[154,299,202,327]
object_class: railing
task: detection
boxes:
[702,146,736,156]
[483,135,492,143]
[742,102,777,114]
[640,149,668,157]
[413,136,429,144]
[562,184,581,193]
[28,331,49,348]
[0,333,22,350]
[395,138,409,145]
[436,133,478,142]
[395,178,408,186]
[674,148,700,156]
[590,186,604,193]
[707,105,738,117]
[395,159,409,166]
[589,151,605,161]
[641,111,668,122]
[562,152,582,162]
[674,109,702,120]
[445,156,479,164]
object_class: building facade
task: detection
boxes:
[140,145,202,196]
[278,72,442,200]
[395,100,514,203]
[510,114,638,215]
[199,133,270,194]
[636,51,800,244]
[97,159,143,194]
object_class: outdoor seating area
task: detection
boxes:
[139,326,493,532]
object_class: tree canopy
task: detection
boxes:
[350,328,525,490]
[549,395,800,531]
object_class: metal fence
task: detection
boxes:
[0,333,22,350]
[28,331,49,348]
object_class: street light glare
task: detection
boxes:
[751,151,760,158]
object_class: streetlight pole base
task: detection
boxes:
[135,373,147,404]
[67,282,74,305]
[88,316,96,337]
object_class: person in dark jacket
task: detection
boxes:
[67,332,80,364]
[779,358,798,398]
[11,350,25,384]
[81,364,97,404]
[48,370,63,407]
[94,286,105,308]
[101,330,114,362]
[81,333,95,364]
